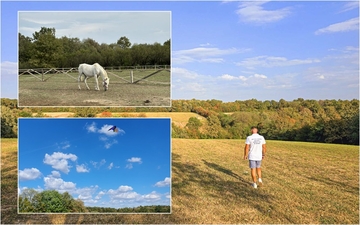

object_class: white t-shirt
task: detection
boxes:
[245,133,266,161]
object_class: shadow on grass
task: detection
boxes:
[305,175,359,195]
[172,153,277,221]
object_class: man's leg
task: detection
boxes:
[256,167,262,180]
[249,161,257,188]
[251,168,257,183]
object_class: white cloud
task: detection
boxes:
[143,191,161,201]
[315,17,359,35]
[104,139,118,149]
[108,186,140,200]
[173,47,248,64]
[51,171,61,178]
[86,122,97,133]
[95,191,105,200]
[236,1,291,24]
[127,157,142,164]
[108,162,114,170]
[44,176,76,193]
[254,73,267,79]
[237,55,320,69]
[219,73,267,81]
[74,186,99,203]
[154,177,171,187]
[43,152,77,174]
[19,168,42,181]
[98,124,125,137]
[86,123,124,148]
[1,61,18,75]
[76,164,90,173]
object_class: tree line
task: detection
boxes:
[19,27,170,69]
[2,98,358,145]
[19,188,170,213]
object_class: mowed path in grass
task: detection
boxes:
[1,138,358,224]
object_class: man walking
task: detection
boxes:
[244,126,266,189]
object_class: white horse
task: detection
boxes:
[78,63,110,91]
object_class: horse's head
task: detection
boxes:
[103,77,110,91]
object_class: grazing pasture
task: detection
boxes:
[1,138,358,224]
[18,69,170,107]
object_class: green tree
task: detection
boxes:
[117,36,131,49]
[33,190,68,212]
[30,27,60,68]
[19,33,34,68]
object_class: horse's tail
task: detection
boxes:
[78,64,85,81]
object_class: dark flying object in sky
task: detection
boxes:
[108,125,118,132]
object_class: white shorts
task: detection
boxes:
[249,160,262,168]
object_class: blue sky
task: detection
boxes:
[18,118,171,209]
[1,1,359,101]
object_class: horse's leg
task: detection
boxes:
[78,74,82,90]
[85,76,90,90]
[94,75,100,91]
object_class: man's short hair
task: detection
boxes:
[251,126,258,130]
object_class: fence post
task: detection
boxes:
[131,70,133,83]
[42,68,44,82]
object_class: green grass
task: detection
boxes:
[1,138,358,224]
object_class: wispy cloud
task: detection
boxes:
[237,55,320,69]
[125,163,133,169]
[125,157,142,169]
[154,177,171,187]
[43,152,77,174]
[104,139,118,149]
[19,168,42,181]
[315,17,359,35]
[236,1,292,24]
[107,162,114,170]
[90,159,106,169]
[76,164,90,173]
[173,47,248,64]
[58,141,70,150]
[338,2,359,13]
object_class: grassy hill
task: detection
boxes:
[1,138,358,223]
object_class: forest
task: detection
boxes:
[19,27,170,69]
[19,188,169,213]
[2,98,359,145]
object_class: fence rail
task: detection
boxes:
[19,65,171,84]
[18,65,170,74]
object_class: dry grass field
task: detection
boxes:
[18,69,170,107]
[1,138,358,224]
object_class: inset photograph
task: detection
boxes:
[18,11,171,107]
[18,118,171,213]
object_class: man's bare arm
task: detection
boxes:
[262,144,266,158]
[244,144,249,160]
